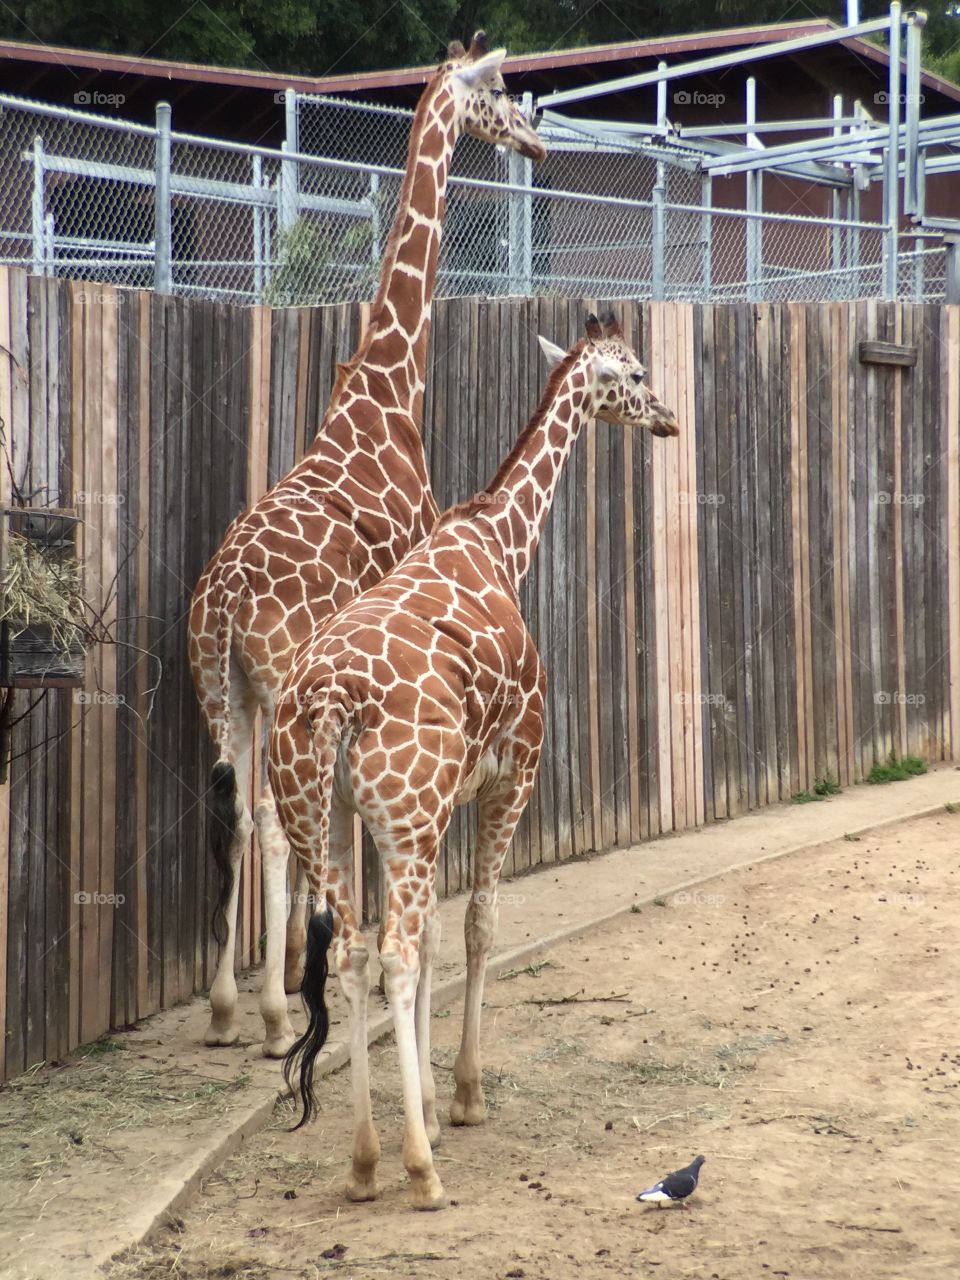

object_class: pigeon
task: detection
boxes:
[636,1154,705,1208]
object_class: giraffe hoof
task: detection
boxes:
[450,1095,486,1127]
[345,1177,380,1203]
[425,1118,442,1150]
[411,1179,447,1212]
[261,1029,297,1058]
[204,1024,240,1048]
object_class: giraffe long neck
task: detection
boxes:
[347,79,458,422]
[474,352,591,587]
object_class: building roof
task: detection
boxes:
[1,20,958,141]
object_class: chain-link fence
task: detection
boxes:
[0,91,949,306]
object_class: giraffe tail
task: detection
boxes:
[208,573,247,947]
[282,903,334,1129]
[209,761,238,945]
[279,688,351,1129]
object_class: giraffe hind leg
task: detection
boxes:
[325,802,382,1202]
[204,663,257,1048]
[414,895,442,1148]
[255,794,297,1058]
[376,849,446,1210]
[284,859,309,993]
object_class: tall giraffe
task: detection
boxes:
[187,35,546,1058]
[267,314,679,1209]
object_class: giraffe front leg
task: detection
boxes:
[284,860,309,993]
[452,763,539,1126]
[256,796,297,1058]
[451,887,496,1126]
[414,897,441,1148]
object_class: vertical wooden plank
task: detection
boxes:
[22,276,46,1069]
[902,305,924,758]
[688,304,708,826]
[97,285,120,1033]
[111,286,137,1029]
[831,303,853,786]
[0,269,13,1077]
[135,292,151,1018]
[789,304,811,793]
[753,304,775,806]
[699,305,724,820]
[892,307,908,755]
[66,284,84,1047]
[733,303,755,812]
[620,304,642,846]
[662,303,686,830]
[78,281,105,1045]
[649,302,673,834]
[584,351,603,847]
[7,269,32,1066]
[923,305,943,758]
[680,305,703,827]
[945,306,960,758]
[715,306,740,815]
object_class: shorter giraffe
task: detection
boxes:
[267,315,679,1209]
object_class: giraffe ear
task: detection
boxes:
[454,48,507,88]
[537,335,567,369]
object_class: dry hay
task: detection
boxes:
[103,1244,271,1280]
[0,1039,250,1187]
[0,531,86,654]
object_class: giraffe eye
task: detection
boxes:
[492,88,504,99]
[631,372,643,384]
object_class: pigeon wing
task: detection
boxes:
[637,1177,666,1198]
[660,1169,697,1199]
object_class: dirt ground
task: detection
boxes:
[97,809,959,1280]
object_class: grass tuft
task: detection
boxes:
[868,752,927,784]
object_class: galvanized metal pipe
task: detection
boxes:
[153,102,172,295]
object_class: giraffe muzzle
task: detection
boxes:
[514,130,547,162]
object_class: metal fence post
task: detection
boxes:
[700,173,713,300]
[883,2,902,300]
[745,77,762,301]
[281,88,299,235]
[507,92,534,295]
[831,94,843,298]
[903,10,925,216]
[43,212,54,276]
[657,61,668,131]
[154,102,172,294]
[31,135,46,276]
[945,236,960,305]
[652,161,666,299]
[369,172,381,266]
[252,153,264,301]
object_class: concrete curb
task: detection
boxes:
[89,787,956,1274]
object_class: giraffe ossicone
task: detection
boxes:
[272,313,679,1209]
[187,35,545,1059]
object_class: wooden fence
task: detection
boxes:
[0,267,957,1080]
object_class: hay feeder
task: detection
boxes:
[0,507,86,688]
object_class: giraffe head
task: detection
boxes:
[538,313,680,438]
[442,32,546,162]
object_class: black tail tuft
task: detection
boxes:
[209,760,238,946]
[283,904,334,1130]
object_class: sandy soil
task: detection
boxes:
[98,809,960,1280]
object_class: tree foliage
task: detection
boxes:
[1,0,958,83]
